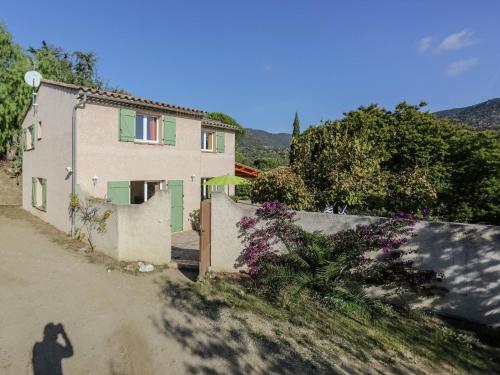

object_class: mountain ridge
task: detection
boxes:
[434,98,500,131]
[240,98,500,159]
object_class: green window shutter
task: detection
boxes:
[31,177,36,207]
[107,181,130,204]
[23,129,27,151]
[168,180,183,232]
[163,115,176,145]
[119,108,136,142]
[31,125,36,150]
[42,178,47,211]
[216,131,225,153]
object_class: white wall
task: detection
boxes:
[209,193,500,327]
[76,186,171,264]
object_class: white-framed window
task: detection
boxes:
[201,130,215,151]
[25,125,35,150]
[37,121,42,140]
[135,114,159,143]
[130,180,164,204]
[32,177,47,211]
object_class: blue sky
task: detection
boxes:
[2,1,499,133]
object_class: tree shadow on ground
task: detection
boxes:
[152,279,339,375]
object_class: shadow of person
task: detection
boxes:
[32,323,73,375]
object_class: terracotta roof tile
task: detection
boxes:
[201,118,239,131]
[41,79,205,116]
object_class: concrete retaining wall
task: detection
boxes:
[77,186,171,264]
[210,193,500,326]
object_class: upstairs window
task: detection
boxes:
[37,121,42,140]
[201,130,214,151]
[135,115,159,142]
[25,125,35,150]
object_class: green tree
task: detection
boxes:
[27,42,103,88]
[253,156,285,171]
[0,24,125,156]
[292,119,386,210]
[206,112,246,144]
[443,128,500,224]
[292,111,300,137]
[251,167,313,210]
[0,23,31,154]
[289,112,301,165]
[72,51,98,85]
[289,102,500,224]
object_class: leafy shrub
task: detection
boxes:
[253,156,285,171]
[235,183,251,201]
[237,201,442,315]
[69,194,112,251]
[189,209,201,232]
[250,167,313,210]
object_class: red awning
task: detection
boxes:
[235,162,260,178]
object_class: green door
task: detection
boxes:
[168,180,183,232]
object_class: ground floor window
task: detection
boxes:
[31,177,47,211]
[130,180,164,204]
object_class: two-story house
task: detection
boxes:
[21,79,236,234]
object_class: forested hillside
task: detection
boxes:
[434,98,500,130]
[238,129,290,167]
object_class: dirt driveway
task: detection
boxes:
[0,207,327,375]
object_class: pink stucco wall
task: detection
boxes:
[22,84,77,232]
[23,83,235,234]
[76,102,235,231]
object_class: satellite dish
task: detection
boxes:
[24,71,42,87]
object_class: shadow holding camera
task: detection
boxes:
[32,323,74,375]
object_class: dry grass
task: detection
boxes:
[0,161,22,205]
[193,275,500,374]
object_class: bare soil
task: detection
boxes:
[2,206,496,374]
[0,207,335,374]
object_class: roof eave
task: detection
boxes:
[40,79,206,117]
[82,92,205,118]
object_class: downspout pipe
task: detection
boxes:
[71,91,88,237]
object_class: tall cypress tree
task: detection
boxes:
[289,112,300,165]
[292,112,300,137]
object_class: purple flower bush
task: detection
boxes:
[237,202,442,311]
[238,201,296,276]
